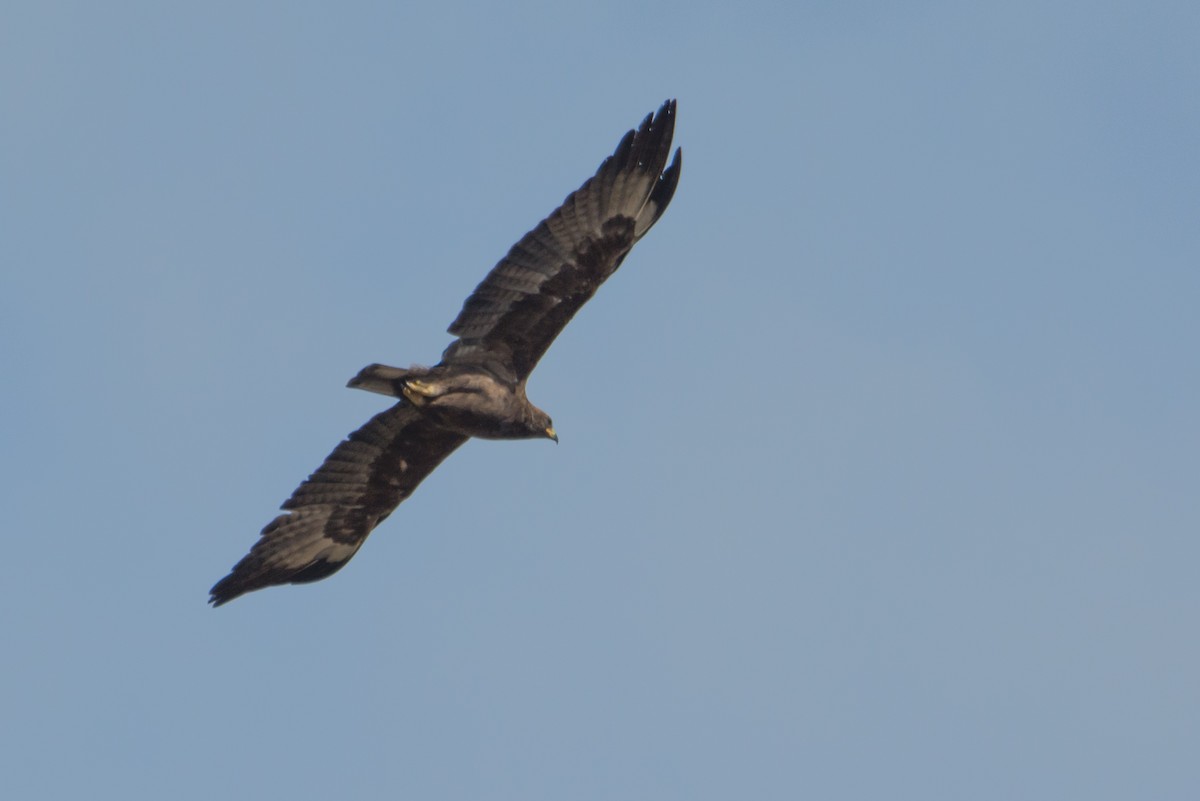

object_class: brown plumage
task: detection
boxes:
[210,100,681,606]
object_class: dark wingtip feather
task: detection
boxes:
[208,575,242,607]
[209,556,267,605]
[608,128,637,171]
[650,99,676,160]
[209,555,349,606]
[652,146,682,211]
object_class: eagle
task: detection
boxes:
[210,100,681,606]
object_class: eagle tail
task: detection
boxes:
[347,363,413,397]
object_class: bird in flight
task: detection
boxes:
[210,100,681,606]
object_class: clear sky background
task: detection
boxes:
[3,2,1198,799]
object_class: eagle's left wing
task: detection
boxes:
[209,403,467,606]
[441,100,681,380]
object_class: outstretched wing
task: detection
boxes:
[209,404,467,606]
[442,100,682,380]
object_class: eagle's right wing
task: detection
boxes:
[209,403,467,606]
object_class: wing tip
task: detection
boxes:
[208,555,352,607]
[209,555,265,606]
[653,146,682,207]
[652,98,677,146]
[208,574,243,607]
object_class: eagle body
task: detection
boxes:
[349,362,556,441]
[210,101,681,606]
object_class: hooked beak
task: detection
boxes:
[545,426,558,443]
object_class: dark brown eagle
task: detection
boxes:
[210,100,681,606]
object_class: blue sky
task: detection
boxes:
[3,1,1198,798]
